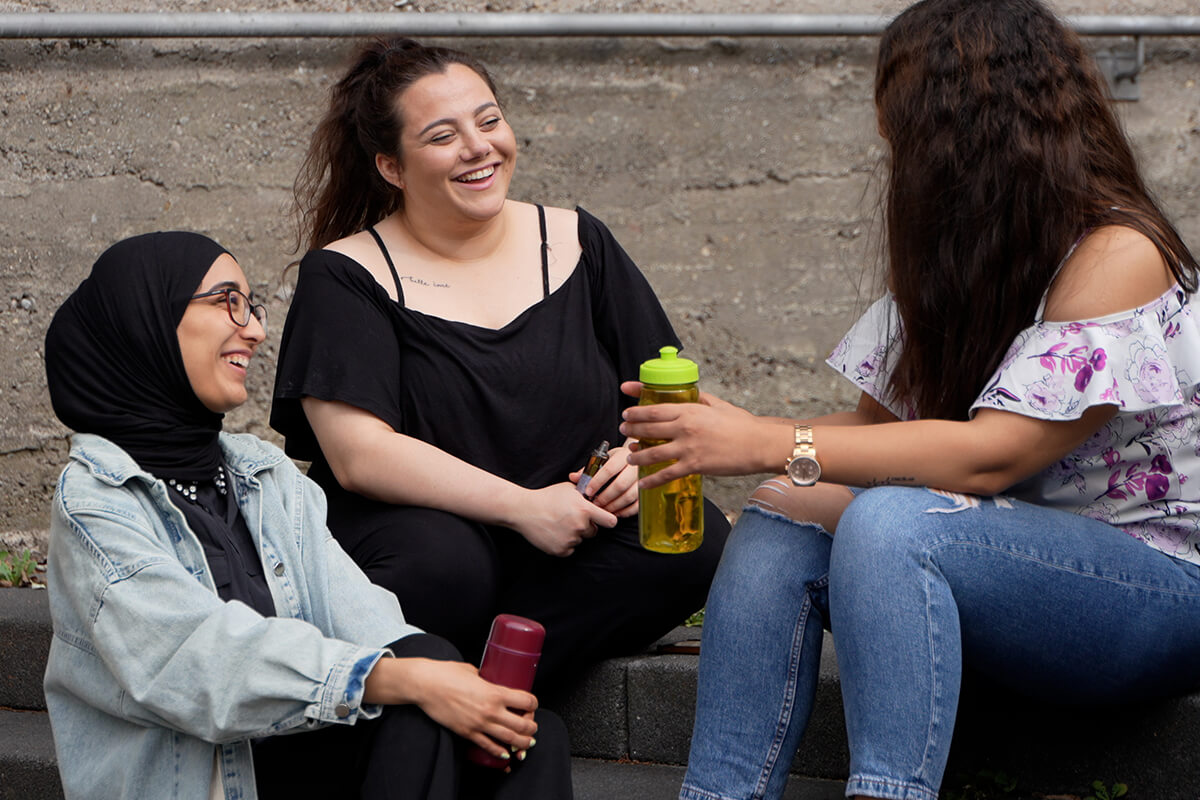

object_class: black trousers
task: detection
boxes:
[252,634,573,800]
[326,494,730,695]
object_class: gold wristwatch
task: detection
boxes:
[785,424,821,487]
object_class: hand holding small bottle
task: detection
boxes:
[570,440,640,517]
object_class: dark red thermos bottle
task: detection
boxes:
[467,614,546,769]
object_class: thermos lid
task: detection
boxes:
[639,346,699,385]
[487,613,546,655]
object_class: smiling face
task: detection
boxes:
[378,63,517,223]
[176,254,265,414]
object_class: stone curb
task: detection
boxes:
[7,589,1200,798]
[0,710,62,800]
[0,588,52,711]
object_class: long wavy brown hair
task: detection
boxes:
[876,0,1198,421]
[293,38,499,252]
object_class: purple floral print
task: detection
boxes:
[828,287,1200,565]
[1126,341,1175,404]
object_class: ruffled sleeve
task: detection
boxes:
[971,286,1200,420]
[825,294,913,420]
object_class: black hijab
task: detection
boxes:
[45,232,232,481]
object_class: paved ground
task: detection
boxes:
[571,758,846,800]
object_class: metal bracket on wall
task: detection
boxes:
[1095,36,1144,101]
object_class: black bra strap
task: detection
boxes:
[537,204,550,299]
[366,227,405,304]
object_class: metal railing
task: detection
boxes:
[0,12,1198,40]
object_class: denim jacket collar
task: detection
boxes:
[69,431,287,488]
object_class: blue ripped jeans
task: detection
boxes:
[679,487,1200,800]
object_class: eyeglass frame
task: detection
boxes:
[189,287,268,330]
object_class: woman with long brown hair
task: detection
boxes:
[620,1,1200,797]
[270,38,728,693]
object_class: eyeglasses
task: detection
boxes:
[190,288,268,330]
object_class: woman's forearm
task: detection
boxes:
[302,397,530,527]
[814,405,1114,495]
[624,394,1114,496]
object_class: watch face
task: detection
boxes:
[787,456,821,486]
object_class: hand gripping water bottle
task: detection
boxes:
[466,614,546,769]
[637,346,704,554]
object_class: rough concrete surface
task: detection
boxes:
[0,1,1197,529]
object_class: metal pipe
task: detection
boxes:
[1,12,1199,40]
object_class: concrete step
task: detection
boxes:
[7,589,1200,798]
[546,625,848,779]
[0,588,52,710]
[551,626,1200,799]
[570,758,845,800]
[0,709,62,800]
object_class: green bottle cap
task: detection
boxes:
[639,346,699,385]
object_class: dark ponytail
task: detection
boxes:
[293,38,499,252]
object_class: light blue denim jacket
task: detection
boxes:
[44,432,420,800]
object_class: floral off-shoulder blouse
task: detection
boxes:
[826,285,1200,565]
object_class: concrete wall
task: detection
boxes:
[2,0,1198,535]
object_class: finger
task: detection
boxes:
[625,440,679,467]
[482,723,528,751]
[568,469,582,483]
[585,462,628,501]
[620,418,688,443]
[591,449,629,484]
[592,467,636,506]
[585,503,619,529]
[593,448,632,481]
[492,713,537,742]
[637,462,691,490]
[620,380,642,399]
[470,731,513,759]
[499,689,538,714]
[698,390,727,407]
[602,485,640,517]
[621,403,682,424]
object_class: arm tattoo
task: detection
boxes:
[864,476,917,487]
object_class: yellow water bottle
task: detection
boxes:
[637,346,703,554]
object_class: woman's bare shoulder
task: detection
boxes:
[322,230,382,265]
[1043,225,1173,322]
[507,200,578,231]
[320,229,401,301]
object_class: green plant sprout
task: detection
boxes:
[1086,780,1129,800]
[0,549,42,588]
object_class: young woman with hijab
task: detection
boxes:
[270,38,729,691]
[618,2,1200,798]
[42,232,572,800]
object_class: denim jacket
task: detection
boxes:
[44,433,420,800]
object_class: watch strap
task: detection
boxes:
[791,424,815,463]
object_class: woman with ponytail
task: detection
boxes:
[619,2,1200,798]
[271,38,728,693]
